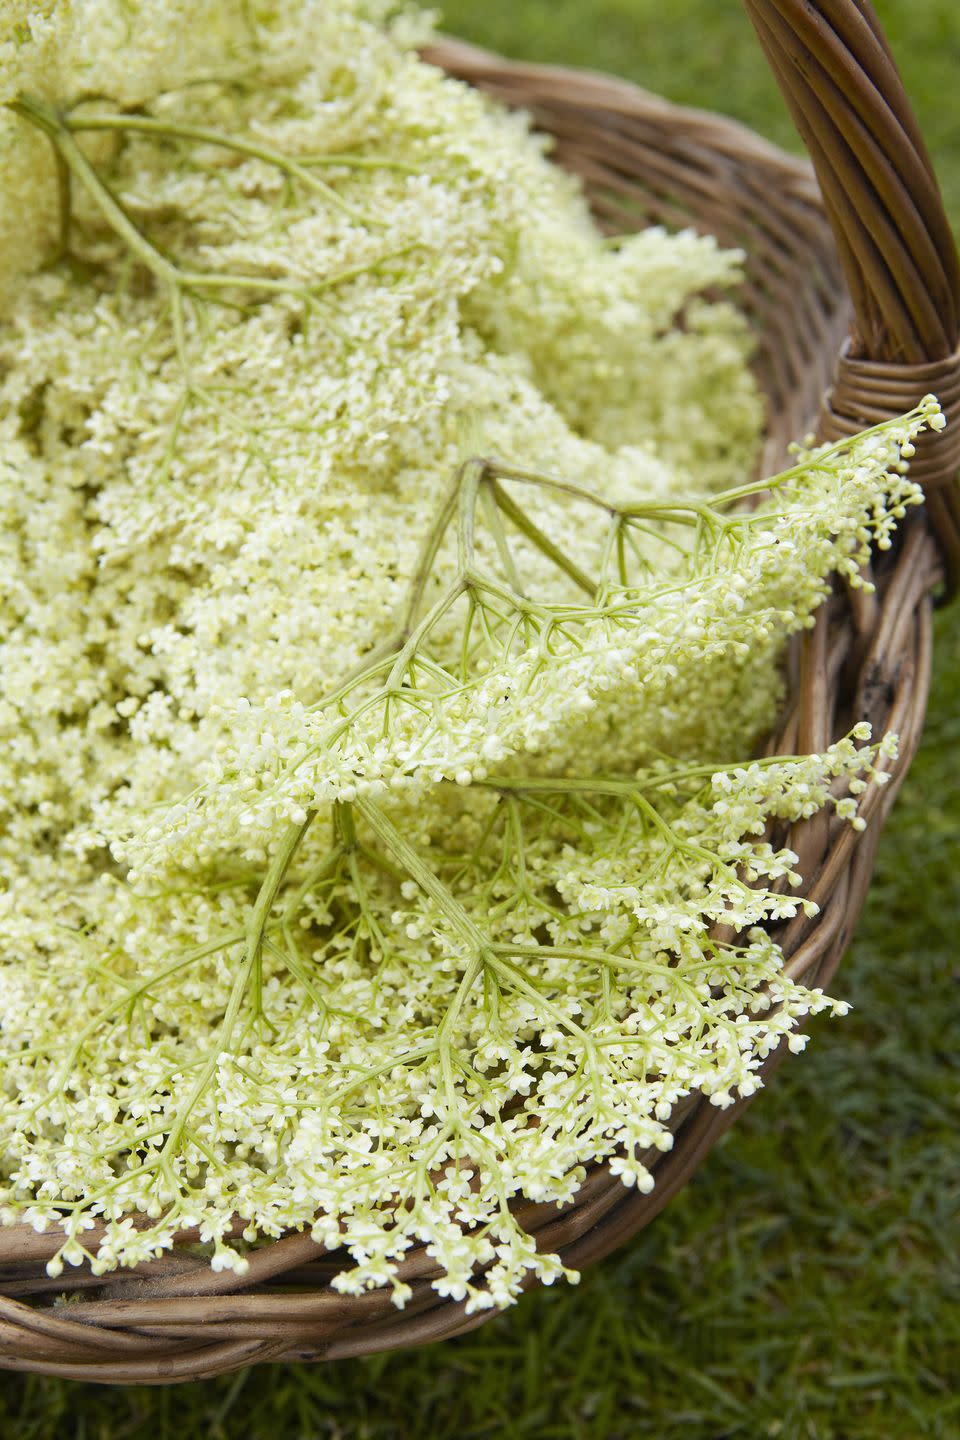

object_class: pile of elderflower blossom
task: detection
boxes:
[0,0,944,1308]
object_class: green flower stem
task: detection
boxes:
[268,930,330,1019]
[11,95,182,292]
[156,812,314,1169]
[483,458,620,513]
[457,457,487,573]
[400,471,462,634]
[281,845,345,920]
[41,927,247,1091]
[480,476,526,597]
[64,110,385,225]
[493,942,676,982]
[355,799,490,961]
[327,1045,440,1109]
[328,808,491,1121]
[711,401,933,507]
[489,479,598,597]
[10,96,423,339]
[385,578,467,691]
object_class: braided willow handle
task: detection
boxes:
[744,0,960,584]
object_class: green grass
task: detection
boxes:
[432,0,960,227]
[2,3,958,1436]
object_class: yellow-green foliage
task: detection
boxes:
[0,0,939,1306]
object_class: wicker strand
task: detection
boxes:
[745,0,960,361]
[745,1,960,588]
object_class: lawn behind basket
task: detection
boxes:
[1,2,958,1436]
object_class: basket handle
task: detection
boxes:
[743,0,960,585]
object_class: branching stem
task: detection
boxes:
[64,110,382,225]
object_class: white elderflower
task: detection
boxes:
[0,0,941,1309]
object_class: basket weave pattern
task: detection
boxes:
[0,1,957,1382]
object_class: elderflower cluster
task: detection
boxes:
[0,0,939,1307]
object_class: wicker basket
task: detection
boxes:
[1,0,958,1384]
